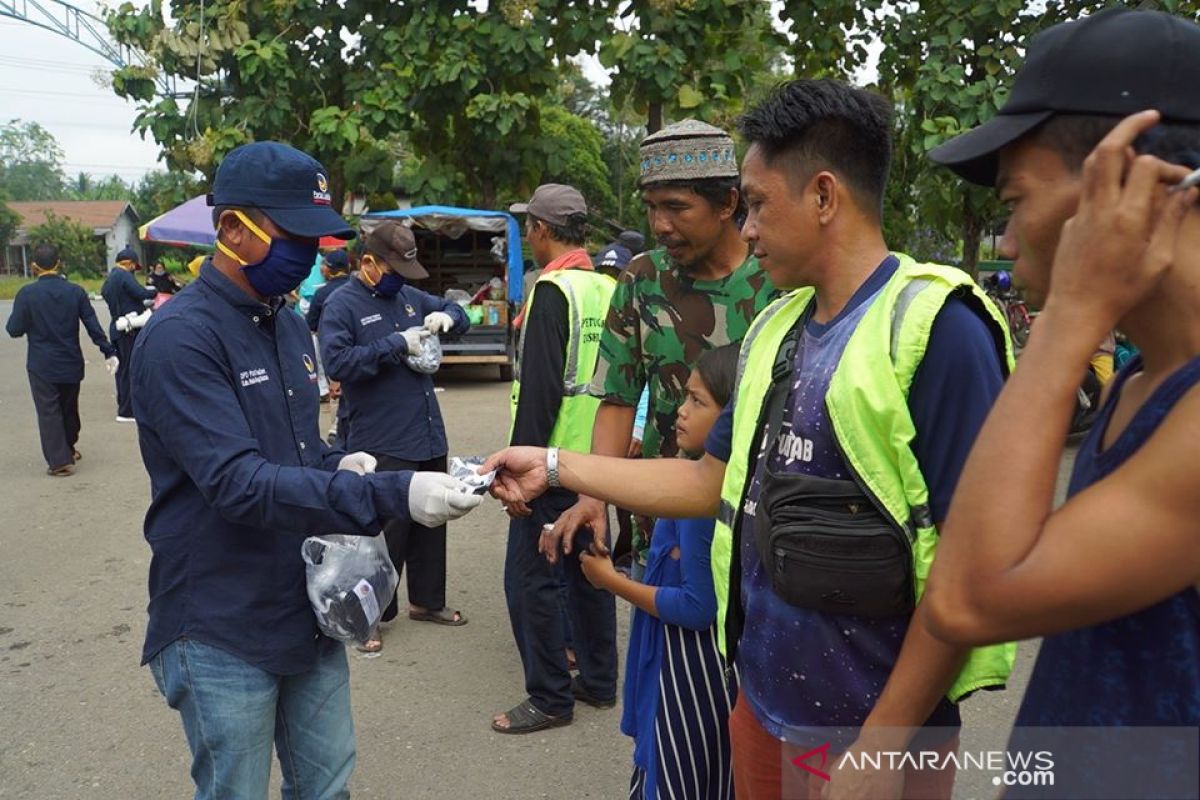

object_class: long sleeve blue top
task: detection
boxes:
[131,262,415,675]
[318,277,469,461]
[100,267,156,340]
[6,274,114,382]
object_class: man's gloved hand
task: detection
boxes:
[105,356,120,376]
[408,472,483,527]
[397,328,431,356]
[337,452,377,476]
[423,311,455,335]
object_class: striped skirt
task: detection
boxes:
[629,623,735,800]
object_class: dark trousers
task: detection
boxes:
[114,332,137,417]
[373,453,448,621]
[505,490,618,717]
[28,371,81,470]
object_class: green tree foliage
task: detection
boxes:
[876,0,1117,273]
[0,120,68,202]
[26,211,107,277]
[600,0,784,132]
[68,172,134,202]
[133,170,204,220]
[0,195,20,252]
[104,0,399,210]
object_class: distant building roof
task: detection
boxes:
[9,200,138,232]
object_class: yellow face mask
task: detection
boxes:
[215,210,273,266]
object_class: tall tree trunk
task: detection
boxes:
[960,193,983,279]
[648,102,663,135]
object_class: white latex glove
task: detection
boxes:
[117,309,153,332]
[336,452,377,476]
[399,328,431,355]
[423,311,455,335]
[408,472,484,527]
[105,356,119,376]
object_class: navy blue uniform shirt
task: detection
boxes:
[101,267,156,339]
[319,277,469,461]
[306,274,349,332]
[6,274,114,382]
[131,261,414,675]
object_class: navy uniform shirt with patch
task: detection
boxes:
[319,277,469,461]
[6,274,115,382]
[131,262,415,675]
[706,258,1005,743]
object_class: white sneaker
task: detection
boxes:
[115,416,136,423]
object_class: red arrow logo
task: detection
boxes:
[791,741,833,782]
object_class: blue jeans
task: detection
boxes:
[150,639,356,800]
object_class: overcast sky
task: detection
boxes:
[0,3,165,184]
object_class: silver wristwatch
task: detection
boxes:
[546,447,561,488]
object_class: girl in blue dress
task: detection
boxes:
[579,344,738,800]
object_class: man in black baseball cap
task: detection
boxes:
[129,142,482,798]
[923,10,1200,797]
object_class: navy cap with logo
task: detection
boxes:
[930,8,1200,186]
[207,141,356,239]
[323,249,350,273]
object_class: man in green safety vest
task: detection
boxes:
[493,184,619,735]
[484,80,1016,797]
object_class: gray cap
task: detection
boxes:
[639,119,738,186]
[509,184,588,226]
[363,220,429,280]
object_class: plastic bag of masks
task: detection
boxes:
[301,533,398,645]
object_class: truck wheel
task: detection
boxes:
[499,364,514,382]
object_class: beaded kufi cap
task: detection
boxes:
[638,119,738,186]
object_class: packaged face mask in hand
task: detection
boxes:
[449,456,496,495]
[404,326,442,374]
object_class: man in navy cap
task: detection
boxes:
[100,244,155,421]
[130,141,483,799]
[6,242,118,476]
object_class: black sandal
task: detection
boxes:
[571,675,617,709]
[491,699,572,734]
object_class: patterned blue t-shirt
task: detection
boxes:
[706,257,1006,744]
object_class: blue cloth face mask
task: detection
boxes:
[363,256,406,298]
[216,210,318,297]
[374,271,406,298]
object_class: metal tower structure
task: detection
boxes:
[0,0,176,95]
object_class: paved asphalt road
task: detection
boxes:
[0,298,1073,799]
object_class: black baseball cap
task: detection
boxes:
[208,142,355,239]
[930,8,1200,186]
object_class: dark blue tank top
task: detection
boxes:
[1017,355,1200,728]
[1008,355,1200,798]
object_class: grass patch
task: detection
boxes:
[0,274,107,299]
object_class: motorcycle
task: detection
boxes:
[982,270,1033,348]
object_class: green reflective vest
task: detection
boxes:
[510,268,617,452]
[713,253,1017,703]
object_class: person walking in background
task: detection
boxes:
[6,243,118,476]
[101,246,155,422]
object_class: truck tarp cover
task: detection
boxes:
[363,205,524,302]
